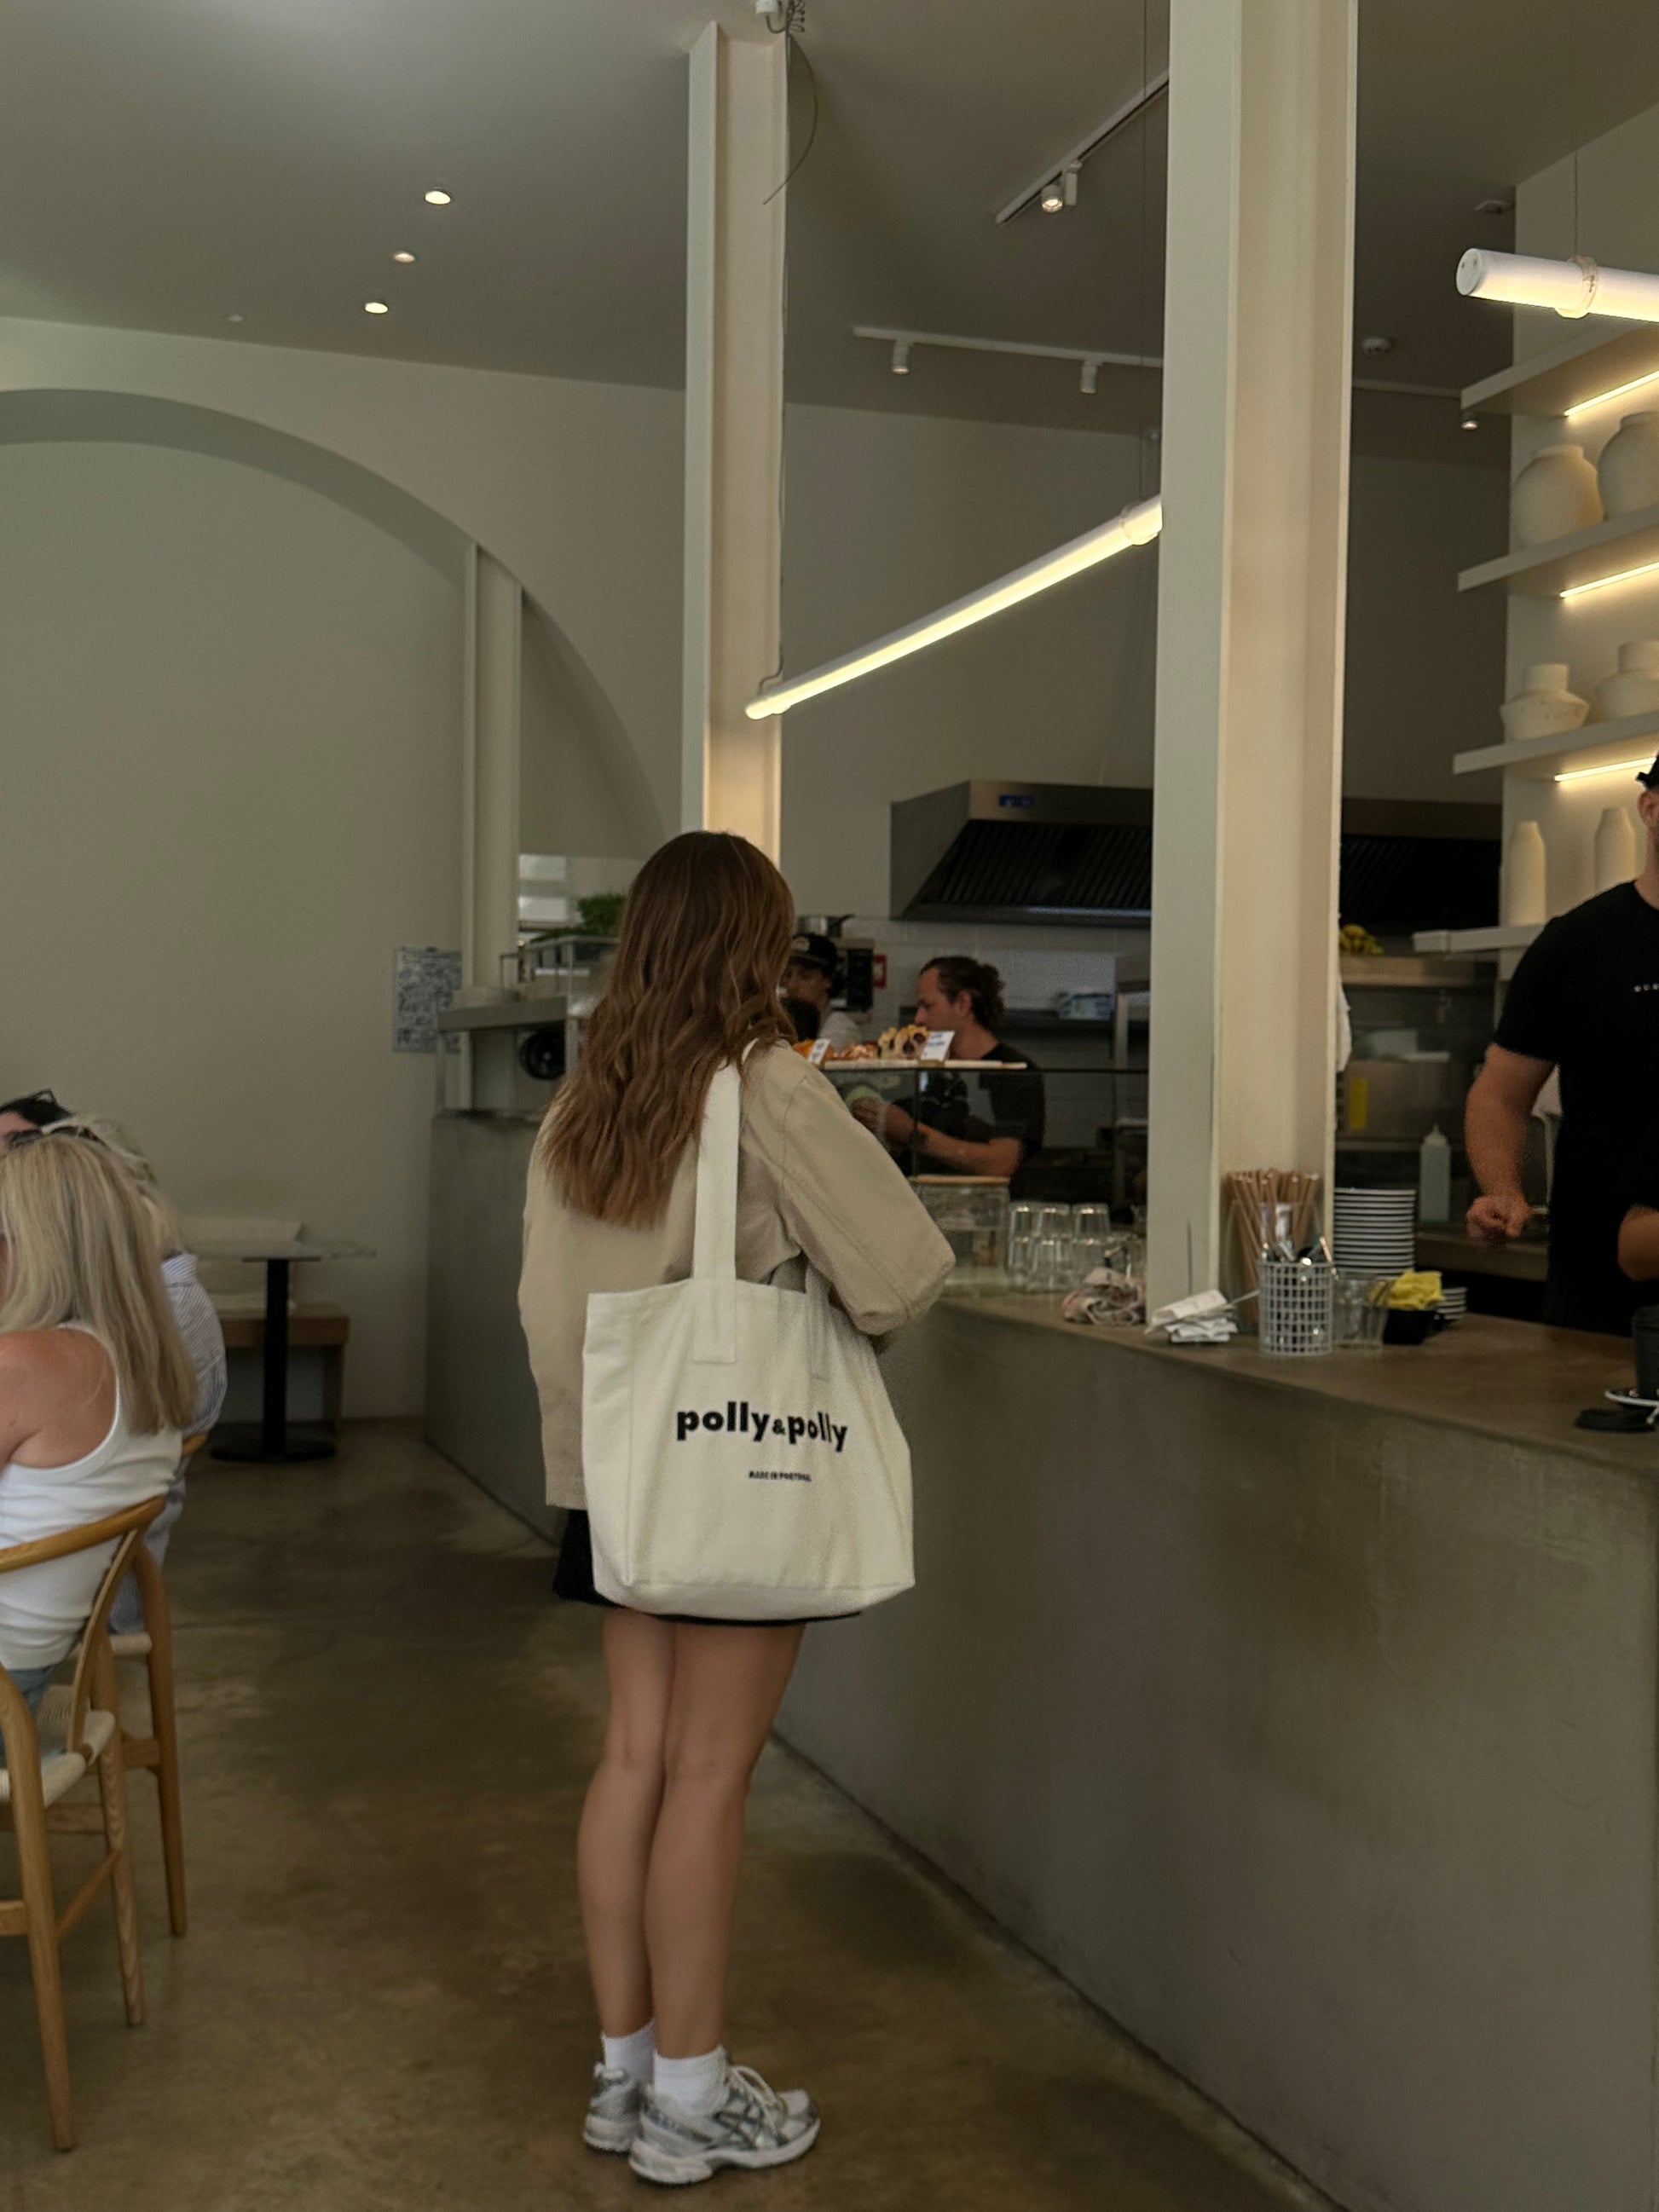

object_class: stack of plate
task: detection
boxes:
[1332,1187,1417,1275]
[1437,1285,1469,1325]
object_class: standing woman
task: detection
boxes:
[0,1133,193,1720]
[519,831,951,2187]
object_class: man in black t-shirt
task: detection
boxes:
[1465,758,1659,1333]
[850,957,1045,1180]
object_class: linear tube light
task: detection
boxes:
[1554,754,1656,785]
[1458,248,1659,323]
[1567,367,1659,419]
[743,495,1163,720]
[1560,555,1659,602]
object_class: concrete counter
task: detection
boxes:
[428,1112,1658,2209]
[779,1298,1659,2212]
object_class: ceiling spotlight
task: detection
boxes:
[393,251,417,264]
[1080,360,1099,395]
[1475,196,1512,217]
[1460,412,1479,431]
[1361,333,1394,357]
[891,340,911,376]
[364,299,390,315]
[1040,176,1065,215]
[424,188,452,206]
[224,311,246,326]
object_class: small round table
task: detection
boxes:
[196,1234,373,1465]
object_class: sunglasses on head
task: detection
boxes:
[7,1124,101,1152]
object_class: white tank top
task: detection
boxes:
[0,1328,180,1674]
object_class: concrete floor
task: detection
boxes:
[0,1424,1321,2211]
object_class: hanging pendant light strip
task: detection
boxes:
[1458,248,1659,325]
[744,496,1162,721]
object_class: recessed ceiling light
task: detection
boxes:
[393,251,417,264]
[424,188,452,206]
[1475,196,1512,217]
[225,311,246,325]
[364,300,390,315]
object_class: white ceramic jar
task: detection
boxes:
[1503,820,1548,928]
[1595,640,1659,722]
[1597,413,1659,517]
[1511,442,1602,547]
[1499,662,1589,744]
[1594,806,1639,892]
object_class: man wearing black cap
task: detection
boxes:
[783,933,862,1054]
[1465,759,1659,1332]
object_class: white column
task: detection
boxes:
[681,21,787,856]
[461,544,523,990]
[1145,0,1357,1311]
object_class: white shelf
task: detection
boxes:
[1458,500,1659,598]
[1454,706,1659,781]
[1411,924,1542,956]
[1461,321,1659,421]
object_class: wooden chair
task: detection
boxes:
[109,1431,205,1939]
[0,1497,164,2151]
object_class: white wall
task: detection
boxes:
[0,441,460,1415]
[778,404,1506,915]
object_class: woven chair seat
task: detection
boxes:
[0,1686,117,1809]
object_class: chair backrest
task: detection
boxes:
[0,1499,165,1767]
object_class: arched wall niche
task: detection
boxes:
[0,386,664,861]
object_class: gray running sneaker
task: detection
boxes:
[583,2062,645,2153]
[628,2061,820,2186]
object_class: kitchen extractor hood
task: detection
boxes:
[890,782,1500,933]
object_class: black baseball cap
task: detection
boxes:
[787,932,839,979]
[1639,756,1659,790]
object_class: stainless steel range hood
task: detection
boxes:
[890,782,1502,933]
[891,782,1154,926]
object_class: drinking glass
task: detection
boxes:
[1030,1235,1069,1292]
[1006,1233,1035,1288]
[1037,1204,1073,1240]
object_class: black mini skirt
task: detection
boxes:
[551,1510,835,1628]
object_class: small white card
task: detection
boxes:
[921,1031,954,1062]
[807,1037,833,1065]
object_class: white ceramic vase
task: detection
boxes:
[1595,639,1659,721]
[1597,412,1659,517]
[1594,806,1639,892]
[1511,442,1602,548]
[1499,662,1589,744]
[1504,819,1548,928]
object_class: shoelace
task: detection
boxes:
[725,2065,787,2129]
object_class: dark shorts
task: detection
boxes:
[551,1510,838,1629]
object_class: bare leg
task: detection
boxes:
[645,1622,805,2059]
[577,1608,673,2037]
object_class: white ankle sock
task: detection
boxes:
[654,2045,726,2115]
[601,2021,656,2082]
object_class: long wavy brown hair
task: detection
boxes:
[537,831,796,1225]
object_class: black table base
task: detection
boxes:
[209,1254,337,1465]
[211,1423,335,1464]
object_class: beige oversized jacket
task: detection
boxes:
[518,1043,956,1511]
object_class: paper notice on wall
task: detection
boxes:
[393,947,462,1053]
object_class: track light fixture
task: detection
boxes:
[1040,177,1065,215]
[1080,360,1099,395]
[891,340,911,376]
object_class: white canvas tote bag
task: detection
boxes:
[581,1062,915,1619]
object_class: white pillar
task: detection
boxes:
[681,21,787,856]
[1145,0,1357,1311]
[461,544,523,990]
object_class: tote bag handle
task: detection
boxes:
[691,1065,741,1364]
[690,1060,833,1380]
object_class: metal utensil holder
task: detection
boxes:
[1258,1255,1337,1356]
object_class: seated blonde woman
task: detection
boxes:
[44,1118,227,1630]
[0,1130,194,1730]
